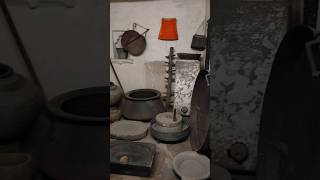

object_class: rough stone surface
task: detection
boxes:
[110,120,148,140]
[174,60,200,116]
[209,1,289,171]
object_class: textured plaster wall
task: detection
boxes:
[209,0,289,171]
[110,0,207,93]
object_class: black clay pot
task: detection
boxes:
[122,89,165,121]
[0,153,35,180]
[0,63,44,143]
[38,86,108,180]
[0,144,19,153]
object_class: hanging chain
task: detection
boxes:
[124,23,150,46]
[133,22,149,36]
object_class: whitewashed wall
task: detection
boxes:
[0,0,107,99]
[110,0,208,93]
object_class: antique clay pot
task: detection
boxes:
[0,153,35,180]
[110,81,122,106]
[121,89,165,121]
[37,86,108,180]
[0,63,44,143]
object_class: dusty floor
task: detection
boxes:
[110,122,192,180]
[109,121,257,180]
[36,120,257,180]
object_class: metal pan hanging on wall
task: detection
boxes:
[189,70,210,152]
[121,23,149,56]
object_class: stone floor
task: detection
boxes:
[109,121,257,180]
[110,124,193,180]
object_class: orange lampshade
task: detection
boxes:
[158,18,178,40]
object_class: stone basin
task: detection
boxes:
[110,141,156,177]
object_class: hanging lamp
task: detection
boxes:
[158,18,178,40]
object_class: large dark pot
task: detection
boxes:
[38,86,108,180]
[0,144,19,153]
[122,89,165,121]
[110,81,122,106]
[0,153,35,180]
[0,63,44,143]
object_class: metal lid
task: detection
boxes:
[121,30,146,56]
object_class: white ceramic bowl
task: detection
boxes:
[173,151,210,180]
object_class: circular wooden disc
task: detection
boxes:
[189,70,210,151]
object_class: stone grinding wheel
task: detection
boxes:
[150,112,190,142]
[150,123,190,142]
[110,120,148,141]
[189,70,210,152]
[121,30,146,56]
[155,112,182,127]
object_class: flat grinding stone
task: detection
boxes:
[110,120,148,141]
[155,112,182,127]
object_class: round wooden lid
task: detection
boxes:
[189,70,210,151]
